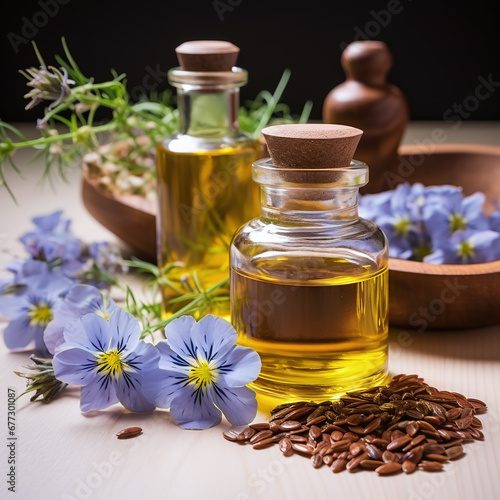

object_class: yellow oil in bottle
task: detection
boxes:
[231,257,389,407]
[156,141,260,319]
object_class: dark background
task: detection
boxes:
[1,0,499,122]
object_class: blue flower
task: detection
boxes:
[44,284,117,355]
[424,229,500,264]
[143,315,261,429]
[490,210,500,232]
[359,183,500,263]
[0,260,74,356]
[79,241,127,288]
[19,210,83,276]
[53,309,160,412]
[362,184,428,259]
[423,189,489,239]
[359,189,392,219]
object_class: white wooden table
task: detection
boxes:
[1,123,499,500]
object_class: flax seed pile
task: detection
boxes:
[223,374,487,474]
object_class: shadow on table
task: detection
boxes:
[389,323,500,361]
[82,406,177,426]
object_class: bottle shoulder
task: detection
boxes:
[233,217,387,245]
[231,217,388,280]
[158,132,258,154]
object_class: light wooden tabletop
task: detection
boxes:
[1,122,499,500]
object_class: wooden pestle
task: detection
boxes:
[323,41,409,193]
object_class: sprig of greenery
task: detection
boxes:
[0,38,312,198]
[121,258,230,339]
[0,38,178,193]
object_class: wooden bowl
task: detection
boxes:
[388,143,500,330]
[81,142,500,329]
[81,175,157,261]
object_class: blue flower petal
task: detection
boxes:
[53,348,97,386]
[0,292,29,319]
[390,183,411,212]
[80,380,118,412]
[141,367,181,408]
[115,373,156,412]
[108,309,141,354]
[63,314,112,353]
[470,230,500,262]
[169,385,222,429]
[423,249,448,264]
[164,315,198,359]
[44,284,106,354]
[218,346,261,387]
[5,259,26,276]
[33,327,51,357]
[190,314,237,362]
[462,193,488,229]
[212,385,258,426]
[470,229,500,248]
[3,315,32,350]
[155,341,192,374]
[490,211,500,232]
[32,210,63,232]
[128,341,161,373]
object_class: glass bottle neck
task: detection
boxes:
[253,159,368,227]
[260,186,360,226]
[177,86,240,137]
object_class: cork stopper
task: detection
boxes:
[175,40,240,71]
[262,124,363,170]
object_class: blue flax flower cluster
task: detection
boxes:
[359,183,500,264]
[0,210,123,356]
[1,212,261,429]
[52,311,260,428]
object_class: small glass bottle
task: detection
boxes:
[230,124,389,405]
[156,41,260,319]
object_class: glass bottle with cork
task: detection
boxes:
[230,124,389,406]
[156,41,260,319]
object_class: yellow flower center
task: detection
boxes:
[449,212,468,233]
[27,301,53,327]
[95,308,112,321]
[393,216,412,238]
[188,360,218,391]
[414,243,432,262]
[96,349,126,379]
[456,240,475,261]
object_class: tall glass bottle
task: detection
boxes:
[230,124,389,406]
[156,41,260,318]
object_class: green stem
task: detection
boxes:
[252,68,291,139]
[3,122,116,151]
[142,277,230,336]
[76,93,168,129]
